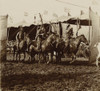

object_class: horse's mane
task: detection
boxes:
[70,35,85,42]
[77,34,85,38]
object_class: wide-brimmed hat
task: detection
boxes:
[19,25,23,30]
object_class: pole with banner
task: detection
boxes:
[89,7,91,44]
[0,15,8,89]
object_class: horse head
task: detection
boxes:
[50,33,59,44]
[80,35,89,45]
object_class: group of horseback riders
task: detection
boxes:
[14,23,88,63]
[16,24,73,50]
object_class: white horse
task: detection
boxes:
[94,42,100,68]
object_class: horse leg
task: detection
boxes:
[51,52,53,63]
[29,52,33,62]
[14,52,16,61]
[60,52,62,62]
[43,53,46,63]
[70,53,75,64]
[15,52,17,61]
[28,51,32,62]
[13,47,16,61]
[38,53,41,64]
[30,52,32,62]
[47,53,51,64]
[96,55,99,70]
[24,52,26,61]
[55,51,61,63]
[19,53,20,61]
[38,52,43,63]
[31,52,36,62]
[28,48,32,62]
[53,51,56,62]
[33,53,36,62]
[37,53,39,63]
[59,52,62,62]
[16,52,18,61]
[47,52,53,64]
[45,53,48,63]
[55,52,58,62]
[13,52,15,61]
[57,52,60,63]
[16,52,19,61]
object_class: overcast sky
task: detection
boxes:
[0,0,100,26]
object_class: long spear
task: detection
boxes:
[39,13,44,28]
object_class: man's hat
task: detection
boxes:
[19,25,23,28]
[19,25,23,31]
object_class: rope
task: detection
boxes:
[56,0,88,9]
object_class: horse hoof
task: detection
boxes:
[70,61,74,64]
[38,61,41,64]
[47,61,49,64]
[96,66,99,71]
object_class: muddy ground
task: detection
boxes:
[1,56,100,91]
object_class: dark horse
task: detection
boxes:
[40,33,59,64]
[65,35,89,63]
[54,28,74,63]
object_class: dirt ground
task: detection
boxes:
[1,58,100,91]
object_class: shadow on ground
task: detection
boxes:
[3,59,97,66]
[2,71,96,90]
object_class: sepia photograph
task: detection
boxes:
[0,0,100,91]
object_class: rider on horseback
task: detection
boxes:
[16,26,25,41]
[66,24,74,40]
[65,24,74,52]
[16,25,26,50]
[66,24,74,39]
[35,26,46,50]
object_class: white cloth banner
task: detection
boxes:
[89,8,100,46]
[0,15,8,40]
[89,8,100,62]
[51,23,60,35]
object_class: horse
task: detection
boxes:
[28,40,41,62]
[31,32,60,64]
[28,32,64,64]
[40,33,58,63]
[13,40,27,61]
[54,37,65,63]
[27,28,49,62]
[76,42,89,58]
[39,29,73,63]
[65,35,89,63]
[94,42,100,68]
[54,28,74,63]
[13,35,31,61]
